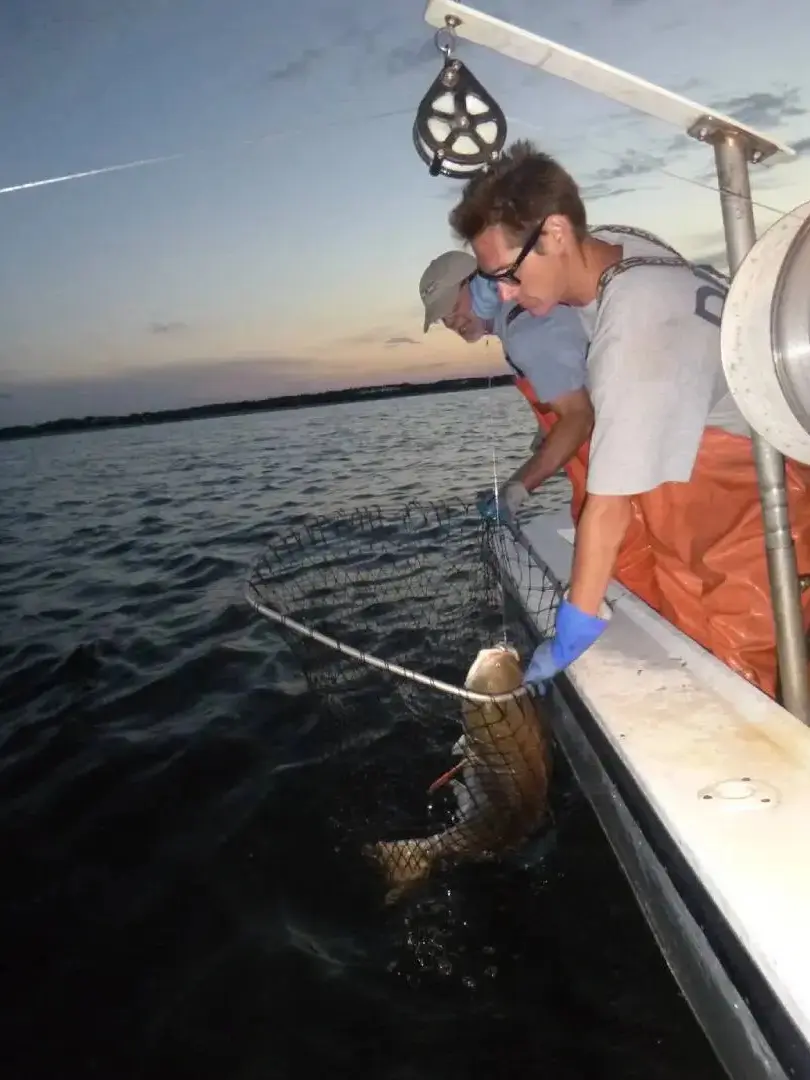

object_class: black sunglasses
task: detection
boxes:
[476,219,546,284]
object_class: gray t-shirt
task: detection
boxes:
[492,301,588,405]
[580,227,749,497]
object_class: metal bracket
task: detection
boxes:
[687,116,782,164]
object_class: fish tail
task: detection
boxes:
[363,839,436,905]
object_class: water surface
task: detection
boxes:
[0,388,724,1079]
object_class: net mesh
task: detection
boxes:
[245,498,566,903]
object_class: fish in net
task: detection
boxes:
[244,498,566,903]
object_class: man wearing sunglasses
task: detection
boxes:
[418,249,593,524]
[447,138,810,700]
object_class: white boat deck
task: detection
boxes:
[497,506,810,1055]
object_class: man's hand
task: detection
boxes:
[476,479,529,525]
[523,598,610,687]
[523,494,631,687]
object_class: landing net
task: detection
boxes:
[244,499,565,901]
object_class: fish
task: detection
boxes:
[364,643,552,904]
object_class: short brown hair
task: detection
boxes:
[448,139,587,245]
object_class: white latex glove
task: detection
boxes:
[477,479,529,523]
[499,479,530,516]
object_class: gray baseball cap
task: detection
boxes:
[419,250,478,332]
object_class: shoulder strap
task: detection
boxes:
[590,222,683,256]
[596,250,730,307]
[596,254,683,303]
[591,223,730,307]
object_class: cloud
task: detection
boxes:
[710,88,806,129]
[385,335,419,347]
[336,327,392,347]
[581,149,667,200]
[792,136,810,154]
[334,324,424,349]
[316,7,387,54]
[435,184,466,203]
[148,320,188,335]
[662,133,693,156]
[681,231,729,271]
[674,77,704,95]
[582,182,615,201]
[267,48,321,83]
[589,150,665,184]
[385,39,437,76]
[583,180,657,202]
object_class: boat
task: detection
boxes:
[416,3,810,1077]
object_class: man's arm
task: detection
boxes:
[521,487,627,686]
[511,388,593,490]
[499,304,590,493]
[522,276,720,686]
[568,493,633,616]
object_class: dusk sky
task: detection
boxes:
[2,0,810,426]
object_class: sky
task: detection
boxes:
[1,0,810,426]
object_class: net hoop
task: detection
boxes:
[244,580,533,706]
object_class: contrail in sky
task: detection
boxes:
[0,154,183,195]
[0,107,414,197]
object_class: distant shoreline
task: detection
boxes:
[0,375,513,443]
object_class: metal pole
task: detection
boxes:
[713,133,810,721]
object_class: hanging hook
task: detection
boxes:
[433,14,460,58]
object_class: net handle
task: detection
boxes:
[244,583,532,705]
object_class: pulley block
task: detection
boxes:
[413,55,507,179]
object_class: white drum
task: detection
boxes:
[721,198,810,465]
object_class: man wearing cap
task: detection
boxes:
[419,249,593,524]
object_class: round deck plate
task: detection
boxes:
[697,775,781,810]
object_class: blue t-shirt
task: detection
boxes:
[471,276,588,405]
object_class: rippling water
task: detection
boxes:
[0,387,724,1080]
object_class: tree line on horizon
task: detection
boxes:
[0,375,512,443]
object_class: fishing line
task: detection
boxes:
[0,105,415,197]
[484,359,510,645]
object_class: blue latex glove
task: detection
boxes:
[470,273,501,319]
[523,599,609,686]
